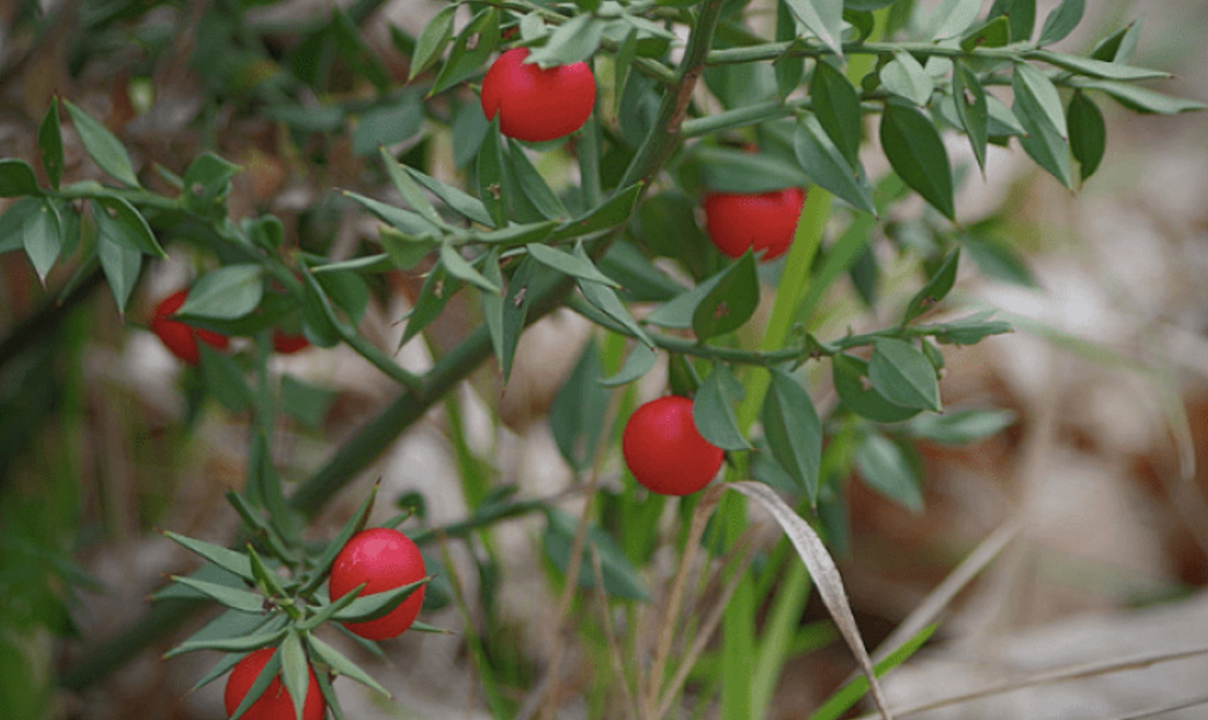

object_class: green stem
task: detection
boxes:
[706,39,1033,66]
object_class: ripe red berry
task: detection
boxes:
[223,647,325,720]
[329,527,426,641]
[703,187,807,261]
[480,47,596,143]
[622,396,725,496]
[149,289,230,365]
[271,329,310,355]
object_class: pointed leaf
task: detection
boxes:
[542,509,649,600]
[1014,93,1073,187]
[902,249,960,324]
[952,61,988,173]
[379,148,445,229]
[549,339,611,470]
[809,59,862,166]
[343,190,442,237]
[280,631,310,720]
[1076,79,1206,115]
[0,159,40,197]
[99,232,141,313]
[477,118,508,228]
[400,262,464,347]
[1037,0,1084,46]
[794,115,876,216]
[500,255,538,380]
[928,0,983,39]
[306,634,391,697]
[855,432,923,512]
[879,101,955,221]
[440,242,499,294]
[692,250,759,341]
[169,575,264,613]
[163,531,256,581]
[228,649,284,720]
[762,369,822,502]
[1013,61,1067,140]
[431,8,499,95]
[832,354,922,423]
[1090,19,1141,63]
[869,338,941,412]
[166,624,288,658]
[22,199,61,282]
[880,50,933,107]
[410,4,457,80]
[526,243,619,287]
[906,407,1017,444]
[695,364,750,451]
[598,342,657,387]
[960,16,1011,52]
[1067,91,1106,180]
[548,183,643,242]
[63,99,139,187]
[579,279,653,347]
[509,139,570,220]
[177,264,264,320]
[988,0,1036,43]
[332,579,428,622]
[527,14,604,67]
[92,196,165,256]
[38,97,63,189]
[1031,50,1168,81]
[783,0,844,59]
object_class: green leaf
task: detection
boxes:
[0,195,36,254]
[692,250,759,341]
[1013,62,1067,140]
[548,183,643,242]
[306,634,391,698]
[400,262,464,347]
[1067,91,1106,180]
[481,249,506,374]
[343,190,441,237]
[855,432,923,512]
[63,99,139,187]
[579,279,654,347]
[500,255,538,380]
[431,8,499,96]
[299,486,378,598]
[410,4,456,80]
[1090,19,1141,63]
[166,614,287,659]
[472,220,558,246]
[695,364,750,451]
[952,61,989,173]
[696,147,808,195]
[331,579,426,622]
[227,648,283,720]
[598,240,685,302]
[986,95,1025,137]
[198,344,254,413]
[477,118,508,228]
[906,407,1017,444]
[1037,0,1083,46]
[526,243,619,287]
[183,152,241,203]
[927,0,983,39]
[806,624,939,720]
[378,151,443,233]
[869,338,941,412]
[379,226,438,270]
[527,14,604,67]
[880,50,933,107]
[783,0,844,59]
[0,159,40,197]
[38,97,63,189]
[351,95,424,156]
[178,264,264,320]
[1014,91,1073,188]
[794,114,876,216]
[402,165,493,226]
[509,139,570,220]
[613,27,639,110]
[163,531,255,582]
[542,509,650,600]
[832,353,922,423]
[1031,50,1168,81]
[549,339,611,470]
[644,271,723,329]
[440,242,499,294]
[281,375,335,429]
[774,3,804,97]
[762,369,823,502]
[987,0,1036,43]
[809,59,863,166]
[92,196,166,257]
[960,16,1011,52]
[879,101,955,221]
[98,231,142,313]
[22,199,62,283]
[930,311,1013,344]
[1075,79,1206,115]
[598,342,657,387]
[960,234,1037,287]
[902,249,960,324]
[168,575,264,613]
[280,631,310,720]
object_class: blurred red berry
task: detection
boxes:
[149,290,229,365]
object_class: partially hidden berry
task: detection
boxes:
[329,527,426,641]
[223,647,325,720]
[622,396,725,496]
[481,47,596,143]
[271,329,310,355]
[149,289,230,365]
[703,187,807,261]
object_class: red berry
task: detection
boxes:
[223,647,325,720]
[622,396,725,496]
[329,528,426,641]
[149,290,230,365]
[272,329,310,355]
[480,47,596,143]
[703,187,807,261]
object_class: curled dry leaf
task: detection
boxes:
[728,480,895,720]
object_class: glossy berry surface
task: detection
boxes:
[480,48,596,143]
[149,290,230,365]
[622,396,725,497]
[272,329,310,355]
[703,187,806,261]
[223,647,325,720]
[329,527,426,640]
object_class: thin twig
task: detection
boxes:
[590,546,640,720]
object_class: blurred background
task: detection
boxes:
[1,0,1206,718]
